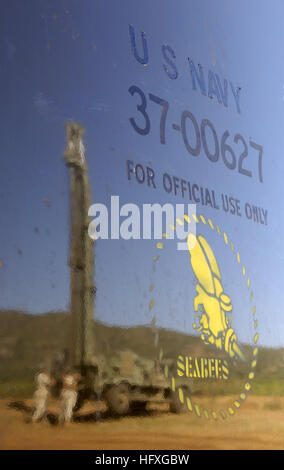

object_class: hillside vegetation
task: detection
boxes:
[0,310,284,397]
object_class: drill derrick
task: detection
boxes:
[64,122,95,369]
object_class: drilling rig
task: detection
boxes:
[61,122,191,415]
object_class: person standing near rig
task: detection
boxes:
[32,367,54,423]
[59,368,82,424]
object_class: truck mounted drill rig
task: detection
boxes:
[61,122,190,415]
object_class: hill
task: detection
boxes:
[0,310,284,397]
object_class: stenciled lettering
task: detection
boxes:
[177,355,229,380]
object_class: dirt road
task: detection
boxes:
[0,396,284,450]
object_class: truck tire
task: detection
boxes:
[105,384,130,416]
[169,390,187,414]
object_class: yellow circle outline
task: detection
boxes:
[149,213,259,421]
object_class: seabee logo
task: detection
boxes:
[150,214,259,420]
[187,233,245,362]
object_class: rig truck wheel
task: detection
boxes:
[105,384,130,416]
[169,390,188,414]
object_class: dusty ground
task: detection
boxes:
[0,396,284,450]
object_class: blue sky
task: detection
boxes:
[1,0,284,348]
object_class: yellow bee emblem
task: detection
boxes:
[187,233,245,362]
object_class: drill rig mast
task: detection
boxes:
[63,122,95,371]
